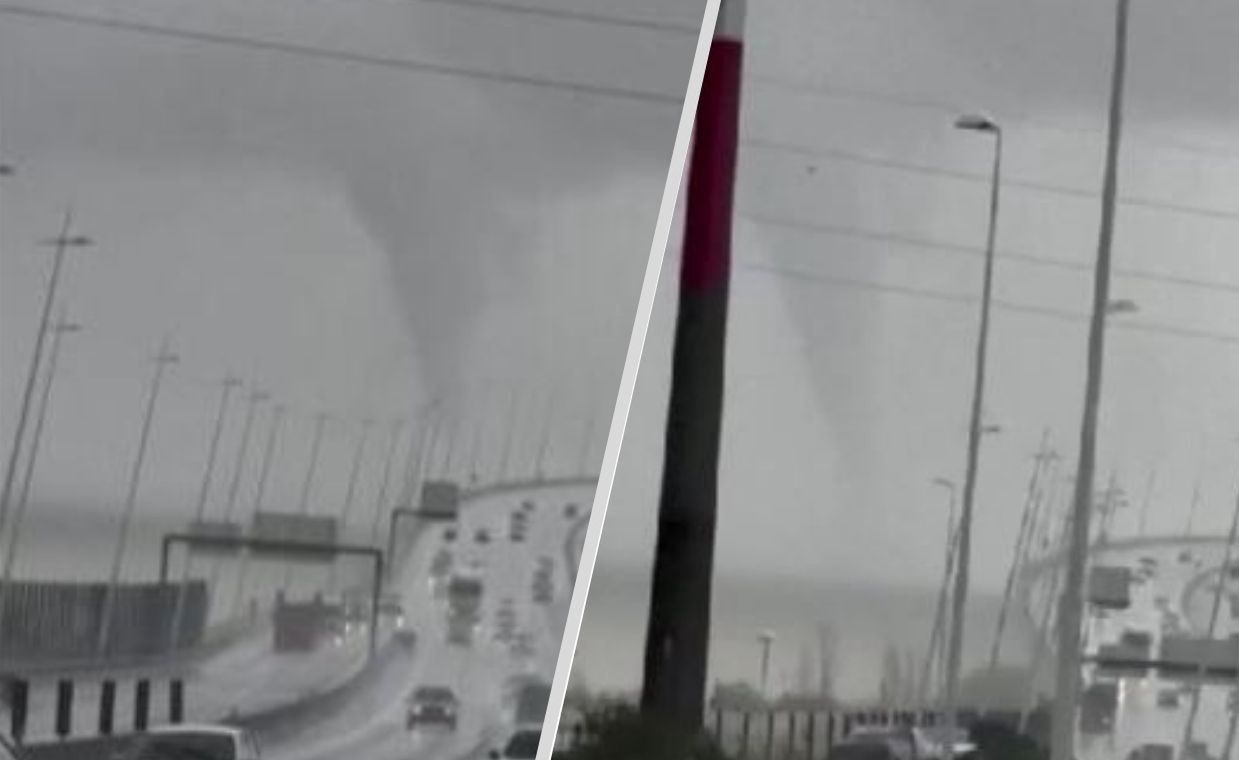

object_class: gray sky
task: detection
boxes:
[599,0,1239,591]
[0,0,705,527]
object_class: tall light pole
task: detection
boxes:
[1185,481,1201,536]
[326,418,373,594]
[0,215,91,556]
[1179,451,1239,756]
[96,338,180,657]
[168,373,242,651]
[942,112,1002,760]
[757,630,776,700]
[369,419,404,545]
[231,402,286,617]
[533,387,556,481]
[1137,468,1156,536]
[283,412,329,590]
[1052,2,1130,758]
[495,387,519,484]
[205,388,267,615]
[0,313,81,644]
[921,477,956,704]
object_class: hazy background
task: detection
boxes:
[0,0,705,576]
[575,0,1239,700]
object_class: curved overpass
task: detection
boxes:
[1019,534,1237,759]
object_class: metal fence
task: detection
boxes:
[0,581,207,665]
[556,706,1020,759]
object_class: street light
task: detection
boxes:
[942,111,1003,760]
[0,218,92,559]
[96,338,180,657]
[0,314,82,644]
[922,478,957,703]
[757,630,776,700]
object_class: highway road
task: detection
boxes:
[262,480,591,760]
[1026,540,1237,760]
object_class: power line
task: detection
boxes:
[746,72,1239,162]
[0,3,683,106]
[740,260,1239,348]
[743,136,1239,223]
[742,211,1239,297]
[389,0,701,35]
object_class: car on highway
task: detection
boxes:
[1127,744,1173,760]
[488,725,542,759]
[521,499,536,513]
[444,527,458,542]
[563,502,578,519]
[1179,549,1193,563]
[0,734,25,760]
[126,725,262,760]
[406,686,459,730]
[1155,688,1180,708]
[476,527,492,544]
[510,511,528,542]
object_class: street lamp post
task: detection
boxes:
[1052,1,1131,758]
[920,477,956,704]
[1179,451,1239,755]
[533,388,557,481]
[231,402,286,617]
[96,339,180,658]
[0,313,82,645]
[942,112,1003,760]
[327,418,373,594]
[0,216,92,557]
[368,420,405,545]
[283,412,330,590]
[167,374,242,652]
[757,630,776,700]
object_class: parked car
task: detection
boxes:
[126,725,261,760]
[487,726,542,759]
[406,686,459,730]
[1127,744,1174,760]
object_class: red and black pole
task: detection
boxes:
[640,0,746,733]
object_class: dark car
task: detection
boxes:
[475,528,491,544]
[444,527,458,542]
[563,503,578,519]
[1128,744,1174,760]
[406,686,459,730]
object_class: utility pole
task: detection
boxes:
[0,313,82,644]
[96,339,179,658]
[0,214,91,557]
[989,434,1053,672]
[1052,2,1130,758]
[1179,461,1239,756]
[167,373,241,651]
[640,0,744,733]
[942,110,1004,760]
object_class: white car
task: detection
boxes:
[126,724,262,760]
[487,726,542,759]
